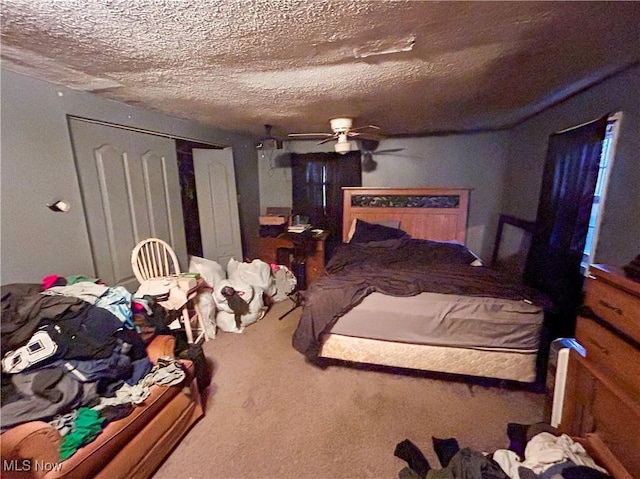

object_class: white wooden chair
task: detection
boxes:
[131,238,208,344]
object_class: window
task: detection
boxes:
[304,161,329,216]
[291,152,362,259]
[581,112,622,272]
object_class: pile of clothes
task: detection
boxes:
[1,276,186,460]
[394,422,609,479]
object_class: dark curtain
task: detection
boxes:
[524,115,608,336]
[291,151,362,258]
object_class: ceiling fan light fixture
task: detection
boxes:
[334,137,352,155]
[289,118,380,153]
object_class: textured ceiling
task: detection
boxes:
[2,1,639,138]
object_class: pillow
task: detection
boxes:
[349,219,408,244]
[347,218,401,242]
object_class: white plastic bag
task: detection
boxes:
[227,258,277,297]
[194,289,217,338]
[189,256,226,287]
[213,279,267,333]
[271,265,297,302]
[212,279,254,314]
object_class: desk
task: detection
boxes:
[258,231,329,286]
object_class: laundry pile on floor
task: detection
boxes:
[1,277,188,460]
[394,422,609,479]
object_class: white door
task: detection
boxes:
[70,119,187,291]
[193,148,243,268]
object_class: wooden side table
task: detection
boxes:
[257,231,329,286]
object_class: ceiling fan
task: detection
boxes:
[358,138,404,172]
[288,118,382,154]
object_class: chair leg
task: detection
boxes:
[182,307,195,344]
[192,302,209,343]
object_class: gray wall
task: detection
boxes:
[502,64,640,266]
[3,63,637,285]
[1,70,260,284]
[259,133,510,261]
[260,65,640,266]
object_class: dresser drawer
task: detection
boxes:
[575,315,640,398]
[584,276,640,343]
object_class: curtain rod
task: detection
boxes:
[554,112,620,135]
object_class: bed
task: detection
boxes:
[292,187,552,383]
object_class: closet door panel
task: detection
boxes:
[70,119,186,290]
[140,151,170,241]
[92,143,140,286]
[193,148,242,268]
[139,147,187,269]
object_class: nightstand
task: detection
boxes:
[257,231,329,287]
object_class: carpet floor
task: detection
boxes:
[152,300,545,479]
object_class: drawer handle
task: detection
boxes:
[599,300,623,316]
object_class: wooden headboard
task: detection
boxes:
[342,187,470,244]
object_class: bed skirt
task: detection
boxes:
[319,334,538,383]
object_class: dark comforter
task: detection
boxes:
[292,238,552,358]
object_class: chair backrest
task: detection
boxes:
[131,238,181,284]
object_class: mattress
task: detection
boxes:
[328,292,543,350]
[320,292,543,382]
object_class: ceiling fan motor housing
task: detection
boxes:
[330,117,353,133]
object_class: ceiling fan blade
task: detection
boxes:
[350,125,381,132]
[356,132,384,142]
[372,148,404,155]
[317,137,338,145]
[288,132,333,138]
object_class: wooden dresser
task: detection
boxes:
[257,231,329,287]
[560,264,640,479]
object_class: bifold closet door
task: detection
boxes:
[69,119,187,291]
[193,147,242,269]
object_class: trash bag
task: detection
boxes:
[227,258,277,297]
[212,279,267,333]
[271,265,297,302]
[194,289,217,339]
[189,255,226,287]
